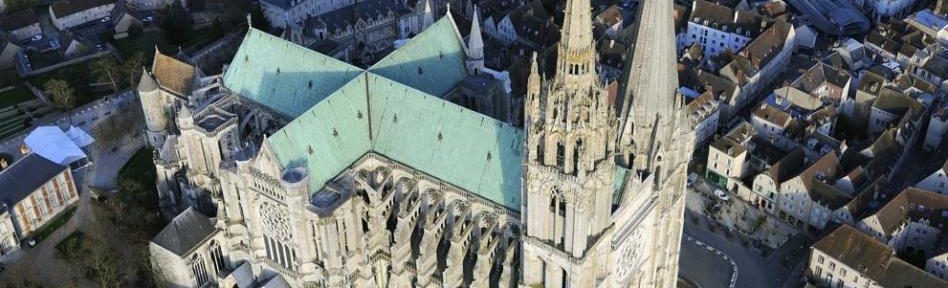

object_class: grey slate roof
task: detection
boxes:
[151,208,216,256]
[0,154,67,207]
[0,9,39,31]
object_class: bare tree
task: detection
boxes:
[45,79,76,124]
[123,52,145,88]
[91,57,122,93]
[83,238,122,288]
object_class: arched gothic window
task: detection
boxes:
[191,254,209,287]
[208,240,226,275]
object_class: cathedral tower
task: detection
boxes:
[521,0,618,286]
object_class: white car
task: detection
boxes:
[713,189,729,201]
[687,172,698,186]
[31,34,43,41]
[101,16,111,23]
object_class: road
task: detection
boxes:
[680,232,735,288]
[680,208,809,288]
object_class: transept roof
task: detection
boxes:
[233,16,524,210]
[223,29,364,118]
[367,18,469,97]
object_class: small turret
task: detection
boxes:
[421,0,434,31]
[139,68,168,147]
[466,6,484,74]
[526,52,542,123]
[178,105,194,130]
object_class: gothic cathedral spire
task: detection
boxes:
[555,0,597,86]
[522,0,618,286]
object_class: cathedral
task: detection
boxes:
[143,0,691,287]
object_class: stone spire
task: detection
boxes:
[618,0,680,171]
[526,52,542,122]
[466,6,484,74]
[422,0,434,30]
[555,0,597,86]
[468,6,483,59]
[561,0,595,47]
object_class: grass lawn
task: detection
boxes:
[0,86,37,109]
[55,231,85,260]
[27,64,112,107]
[118,148,159,194]
[29,205,77,242]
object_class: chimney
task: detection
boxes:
[0,158,7,170]
[19,144,30,156]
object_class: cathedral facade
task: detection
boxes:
[143,1,690,287]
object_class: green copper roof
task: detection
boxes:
[267,75,372,192]
[367,73,523,209]
[224,29,364,118]
[267,73,524,210]
[246,17,525,211]
[368,17,469,97]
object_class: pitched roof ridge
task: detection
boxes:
[246,28,363,73]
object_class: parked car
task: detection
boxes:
[687,172,698,187]
[31,34,43,41]
[100,16,111,23]
[713,189,729,201]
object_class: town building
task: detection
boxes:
[687,90,722,151]
[0,153,80,256]
[785,0,869,36]
[717,19,796,115]
[679,0,762,58]
[143,0,691,287]
[0,34,22,70]
[126,0,177,11]
[862,0,924,22]
[806,224,948,288]
[706,121,755,188]
[751,103,799,151]
[49,0,117,31]
[0,8,41,42]
[924,102,948,151]
[281,0,434,65]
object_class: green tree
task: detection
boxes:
[249,2,273,32]
[162,0,192,45]
[4,0,37,12]
[91,57,122,93]
[44,79,76,124]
